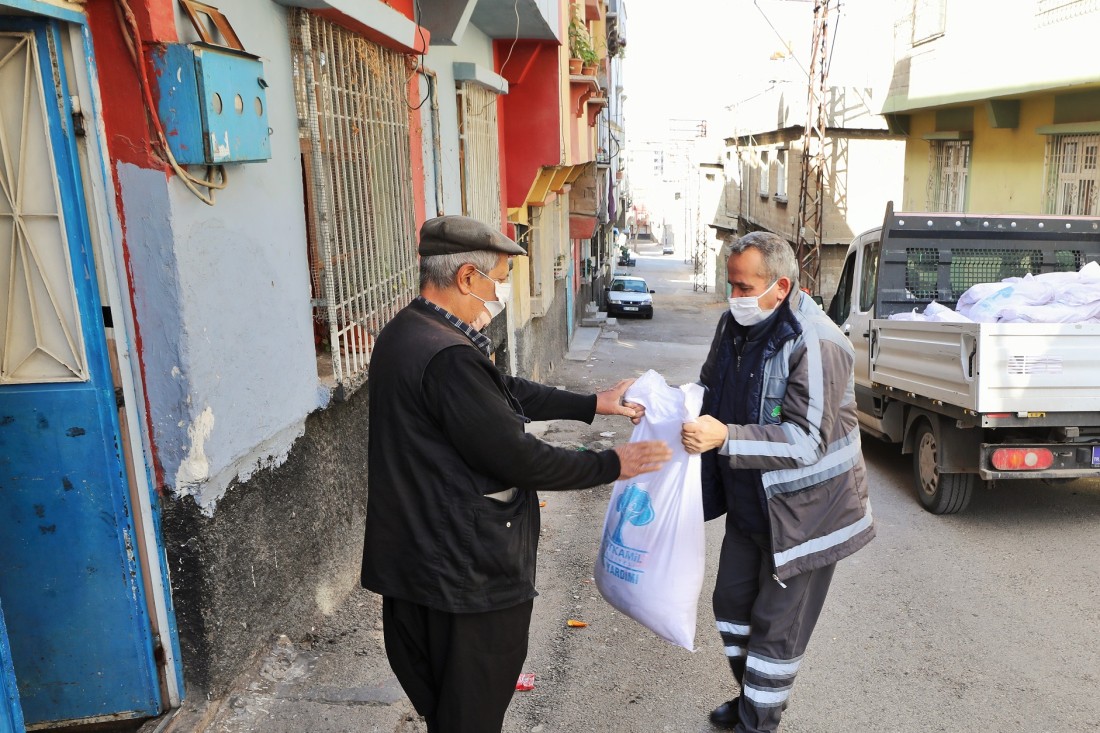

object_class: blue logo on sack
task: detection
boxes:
[601,484,654,585]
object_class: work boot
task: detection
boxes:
[709,698,740,729]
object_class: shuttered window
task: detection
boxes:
[290,10,418,388]
[928,140,969,212]
[1043,133,1100,216]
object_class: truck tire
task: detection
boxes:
[912,421,974,515]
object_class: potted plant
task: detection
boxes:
[580,43,599,76]
[568,17,593,75]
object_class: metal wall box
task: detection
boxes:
[152,43,271,164]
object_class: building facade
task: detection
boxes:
[882,0,1100,216]
[0,0,620,727]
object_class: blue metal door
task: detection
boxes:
[0,601,24,733]
[0,19,161,727]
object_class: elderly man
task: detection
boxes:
[681,231,874,733]
[361,216,671,733]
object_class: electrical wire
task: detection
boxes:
[471,0,520,115]
[753,0,809,77]
[114,0,226,205]
[406,0,431,110]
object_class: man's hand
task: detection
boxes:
[681,415,729,455]
[614,440,672,479]
[596,378,646,424]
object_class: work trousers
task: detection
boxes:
[381,596,533,733]
[712,522,836,733]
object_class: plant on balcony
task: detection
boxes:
[568,17,597,75]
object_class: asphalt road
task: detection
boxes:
[504,240,1100,733]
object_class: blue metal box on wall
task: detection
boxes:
[152,43,271,164]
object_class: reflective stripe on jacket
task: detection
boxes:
[700,290,874,580]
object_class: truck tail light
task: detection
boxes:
[991,448,1054,471]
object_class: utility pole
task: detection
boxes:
[795,0,833,296]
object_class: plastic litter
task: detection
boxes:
[515,673,535,691]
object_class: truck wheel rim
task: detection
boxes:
[918,432,938,496]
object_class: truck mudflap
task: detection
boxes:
[979,442,1100,481]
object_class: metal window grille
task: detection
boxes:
[290,10,418,388]
[758,150,769,196]
[928,140,969,212]
[1043,133,1100,215]
[907,247,1082,303]
[457,82,502,226]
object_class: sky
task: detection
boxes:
[621,0,895,144]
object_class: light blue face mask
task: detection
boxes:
[728,279,778,326]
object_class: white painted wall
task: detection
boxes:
[422,24,497,216]
[124,0,317,512]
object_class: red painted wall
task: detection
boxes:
[497,40,562,209]
[86,0,176,171]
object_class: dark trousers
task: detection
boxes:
[382,596,534,733]
[712,522,836,733]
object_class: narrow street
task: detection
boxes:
[207,244,1100,733]
[505,243,1100,733]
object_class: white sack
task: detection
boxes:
[594,369,705,651]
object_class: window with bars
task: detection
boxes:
[457,82,503,227]
[290,10,419,389]
[1044,133,1100,215]
[928,140,969,212]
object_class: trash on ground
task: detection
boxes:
[515,673,536,691]
[566,619,588,628]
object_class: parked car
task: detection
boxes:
[662,244,674,255]
[605,275,654,319]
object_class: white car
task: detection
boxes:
[606,275,654,319]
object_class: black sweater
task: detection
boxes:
[360,300,620,613]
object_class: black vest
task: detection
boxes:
[360,300,541,613]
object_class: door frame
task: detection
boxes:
[0,0,183,708]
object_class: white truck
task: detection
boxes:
[826,204,1100,514]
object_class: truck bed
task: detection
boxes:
[870,319,1100,414]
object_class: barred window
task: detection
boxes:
[927,140,969,212]
[457,82,503,227]
[290,10,418,389]
[1043,133,1099,215]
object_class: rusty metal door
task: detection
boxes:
[0,18,160,727]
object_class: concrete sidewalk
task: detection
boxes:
[154,322,620,733]
[157,588,424,733]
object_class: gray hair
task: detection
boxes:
[419,250,500,290]
[730,231,800,287]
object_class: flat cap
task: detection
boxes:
[418,215,526,257]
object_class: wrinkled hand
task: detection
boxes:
[596,378,646,424]
[681,415,729,455]
[614,440,672,480]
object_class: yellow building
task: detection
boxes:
[883,0,1100,214]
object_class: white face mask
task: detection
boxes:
[472,269,512,320]
[728,279,779,326]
